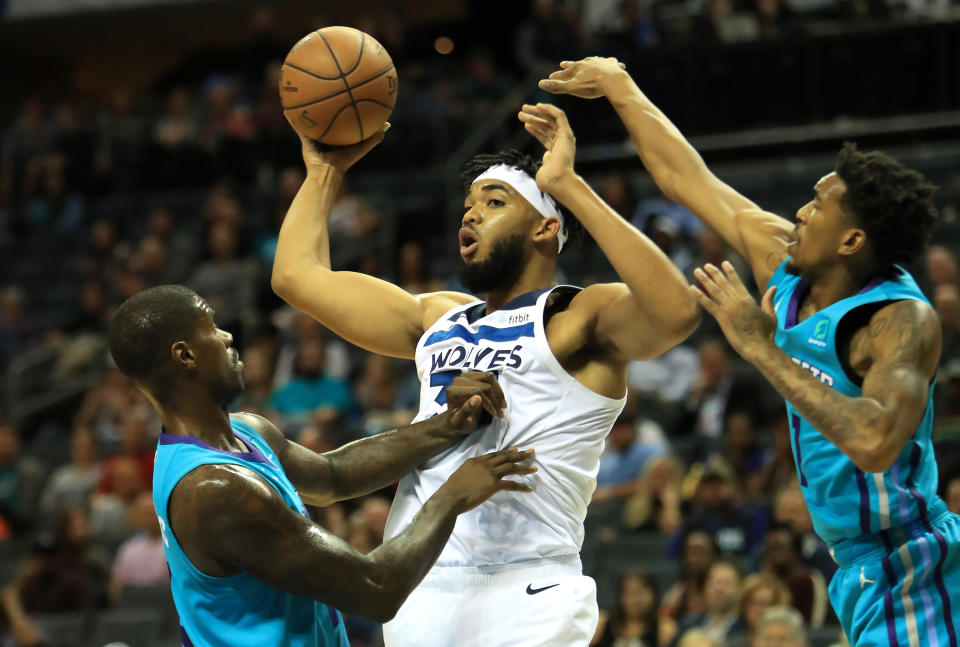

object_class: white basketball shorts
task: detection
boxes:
[382,555,598,647]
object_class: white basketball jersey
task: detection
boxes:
[383,286,626,567]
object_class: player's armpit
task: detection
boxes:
[170,464,404,622]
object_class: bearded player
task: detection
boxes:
[271,105,699,646]
[541,57,960,646]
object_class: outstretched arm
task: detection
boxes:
[691,262,941,473]
[540,58,795,289]
[172,447,535,622]
[271,129,472,359]
[518,104,699,361]
[235,372,507,506]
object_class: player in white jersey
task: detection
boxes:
[272,104,700,646]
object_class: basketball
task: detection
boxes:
[279,26,398,146]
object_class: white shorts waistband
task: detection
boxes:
[417,555,583,592]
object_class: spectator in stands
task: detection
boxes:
[1,98,49,187]
[83,218,127,285]
[397,241,445,295]
[153,86,199,153]
[772,485,836,581]
[353,354,420,438]
[673,559,742,644]
[89,456,145,546]
[15,532,94,614]
[754,0,803,41]
[593,572,661,647]
[726,573,791,647]
[628,343,701,411]
[145,206,197,285]
[267,336,353,435]
[39,425,101,524]
[108,492,168,605]
[0,585,47,647]
[93,88,145,190]
[132,235,181,287]
[233,344,276,416]
[756,414,796,495]
[760,524,828,627]
[676,629,721,647]
[0,286,35,363]
[187,222,256,341]
[720,412,767,497]
[74,364,153,451]
[672,458,767,556]
[624,455,684,534]
[661,531,717,624]
[23,153,85,231]
[516,0,586,74]
[754,606,807,647]
[935,283,960,362]
[57,505,111,608]
[96,412,154,496]
[254,167,305,269]
[945,471,960,514]
[48,279,111,380]
[0,422,45,533]
[273,312,351,384]
[694,0,760,43]
[593,411,666,505]
[925,245,958,289]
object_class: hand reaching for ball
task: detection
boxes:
[298,123,390,176]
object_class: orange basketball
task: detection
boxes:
[279,26,398,146]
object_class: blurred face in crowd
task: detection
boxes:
[71,427,98,467]
[756,620,805,647]
[774,487,813,535]
[704,562,740,614]
[113,457,144,500]
[131,491,160,536]
[764,528,799,571]
[209,223,238,261]
[295,338,326,378]
[619,575,656,620]
[684,531,716,577]
[698,341,729,388]
[608,420,636,451]
[743,584,778,627]
[926,245,958,287]
[0,425,20,466]
[934,284,960,331]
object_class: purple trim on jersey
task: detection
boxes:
[158,431,271,464]
[327,605,340,627]
[784,280,809,328]
[882,556,901,647]
[856,470,872,535]
[180,626,196,647]
[931,528,959,647]
[857,276,886,296]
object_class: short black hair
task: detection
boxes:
[108,285,204,387]
[460,149,584,251]
[834,143,938,267]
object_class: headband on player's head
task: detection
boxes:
[472,164,568,254]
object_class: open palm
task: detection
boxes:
[517,103,576,193]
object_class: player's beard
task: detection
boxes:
[458,234,527,295]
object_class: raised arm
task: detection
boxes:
[692,262,941,472]
[539,57,795,289]
[233,372,507,506]
[518,103,699,361]
[270,129,472,359]
[171,446,535,622]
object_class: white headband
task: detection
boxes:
[472,164,568,253]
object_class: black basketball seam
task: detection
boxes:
[283,64,395,110]
[350,98,395,109]
[315,30,365,140]
[282,62,342,81]
[341,30,365,76]
[313,102,357,142]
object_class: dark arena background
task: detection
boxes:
[1,1,959,646]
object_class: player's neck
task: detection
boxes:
[156,390,237,450]
[805,263,875,311]
[482,255,557,313]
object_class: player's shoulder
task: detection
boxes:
[567,283,627,314]
[418,290,479,327]
[866,299,941,367]
[173,462,280,525]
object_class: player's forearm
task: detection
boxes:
[271,167,341,292]
[364,491,460,620]
[749,344,897,472]
[601,72,708,202]
[323,414,459,502]
[554,176,699,336]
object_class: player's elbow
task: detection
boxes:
[848,432,898,474]
[672,298,701,340]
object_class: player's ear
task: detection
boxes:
[839,227,867,257]
[171,341,197,370]
[532,217,561,249]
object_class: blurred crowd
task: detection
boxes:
[1,2,960,647]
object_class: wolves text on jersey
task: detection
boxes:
[430,343,523,373]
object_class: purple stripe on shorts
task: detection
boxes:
[882,556,901,647]
[931,529,958,647]
[856,470,872,535]
[916,537,942,647]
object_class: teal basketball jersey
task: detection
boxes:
[152,417,349,647]
[769,259,941,545]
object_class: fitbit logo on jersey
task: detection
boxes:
[431,344,523,372]
[790,356,834,386]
